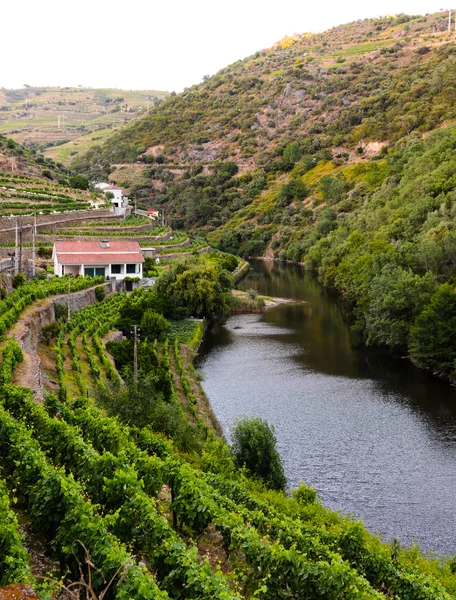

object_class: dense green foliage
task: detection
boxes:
[0,275,103,336]
[154,255,234,318]
[68,12,456,381]
[231,416,286,491]
[0,477,33,586]
[0,277,455,597]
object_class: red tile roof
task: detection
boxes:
[58,253,143,264]
[55,241,141,253]
[54,240,144,264]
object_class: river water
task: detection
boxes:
[198,260,456,556]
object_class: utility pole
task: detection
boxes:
[58,115,60,128]
[14,220,18,275]
[132,325,139,384]
[31,210,36,278]
[161,209,164,227]
[18,217,23,274]
[449,8,452,31]
[67,274,71,321]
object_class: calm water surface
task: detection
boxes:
[198,260,456,555]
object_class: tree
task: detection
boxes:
[140,309,171,340]
[155,256,233,319]
[283,142,301,164]
[410,283,456,374]
[68,174,89,190]
[231,416,286,491]
[365,265,436,348]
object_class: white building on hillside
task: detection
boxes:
[94,182,130,214]
[52,240,144,280]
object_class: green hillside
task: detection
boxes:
[0,134,108,216]
[0,86,169,161]
[71,11,456,382]
[0,259,455,598]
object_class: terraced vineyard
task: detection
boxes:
[0,170,101,216]
[0,86,169,161]
[0,271,455,599]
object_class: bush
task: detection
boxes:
[41,322,60,345]
[140,309,171,340]
[38,246,52,259]
[12,273,26,289]
[292,481,317,505]
[231,416,286,491]
[95,286,105,302]
[68,174,89,190]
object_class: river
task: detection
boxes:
[198,260,456,556]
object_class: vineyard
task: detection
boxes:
[0,171,100,215]
[0,269,454,599]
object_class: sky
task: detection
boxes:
[1,0,451,92]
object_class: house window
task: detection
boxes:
[95,268,105,277]
[126,264,136,274]
[85,267,95,277]
[111,264,122,274]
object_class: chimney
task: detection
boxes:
[101,240,110,248]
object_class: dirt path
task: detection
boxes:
[10,299,50,399]
[8,283,112,399]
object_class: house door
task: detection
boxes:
[125,280,133,291]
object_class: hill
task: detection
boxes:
[0,260,455,598]
[71,11,456,382]
[0,86,169,162]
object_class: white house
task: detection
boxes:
[94,182,130,213]
[52,240,144,280]
[103,185,124,208]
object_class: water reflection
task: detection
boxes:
[199,260,456,555]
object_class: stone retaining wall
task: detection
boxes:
[0,209,115,241]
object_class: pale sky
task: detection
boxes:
[1,0,450,92]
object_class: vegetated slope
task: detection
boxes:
[0,135,108,218]
[72,11,456,381]
[0,86,169,161]
[74,11,456,176]
[0,266,456,598]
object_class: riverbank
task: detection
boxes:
[199,259,456,557]
[230,289,297,313]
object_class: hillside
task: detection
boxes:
[0,86,169,161]
[0,260,455,598]
[71,11,456,382]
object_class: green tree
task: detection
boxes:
[68,174,89,190]
[231,416,286,491]
[283,142,301,164]
[410,283,456,374]
[140,309,171,340]
[155,256,233,318]
[365,266,436,348]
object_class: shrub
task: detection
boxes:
[38,246,52,259]
[95,286,106,302]
[41,322,60,345]
[12,273,26,289]
[231,416,286,491]
[68,174,89,190]
[140,309,171,340]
